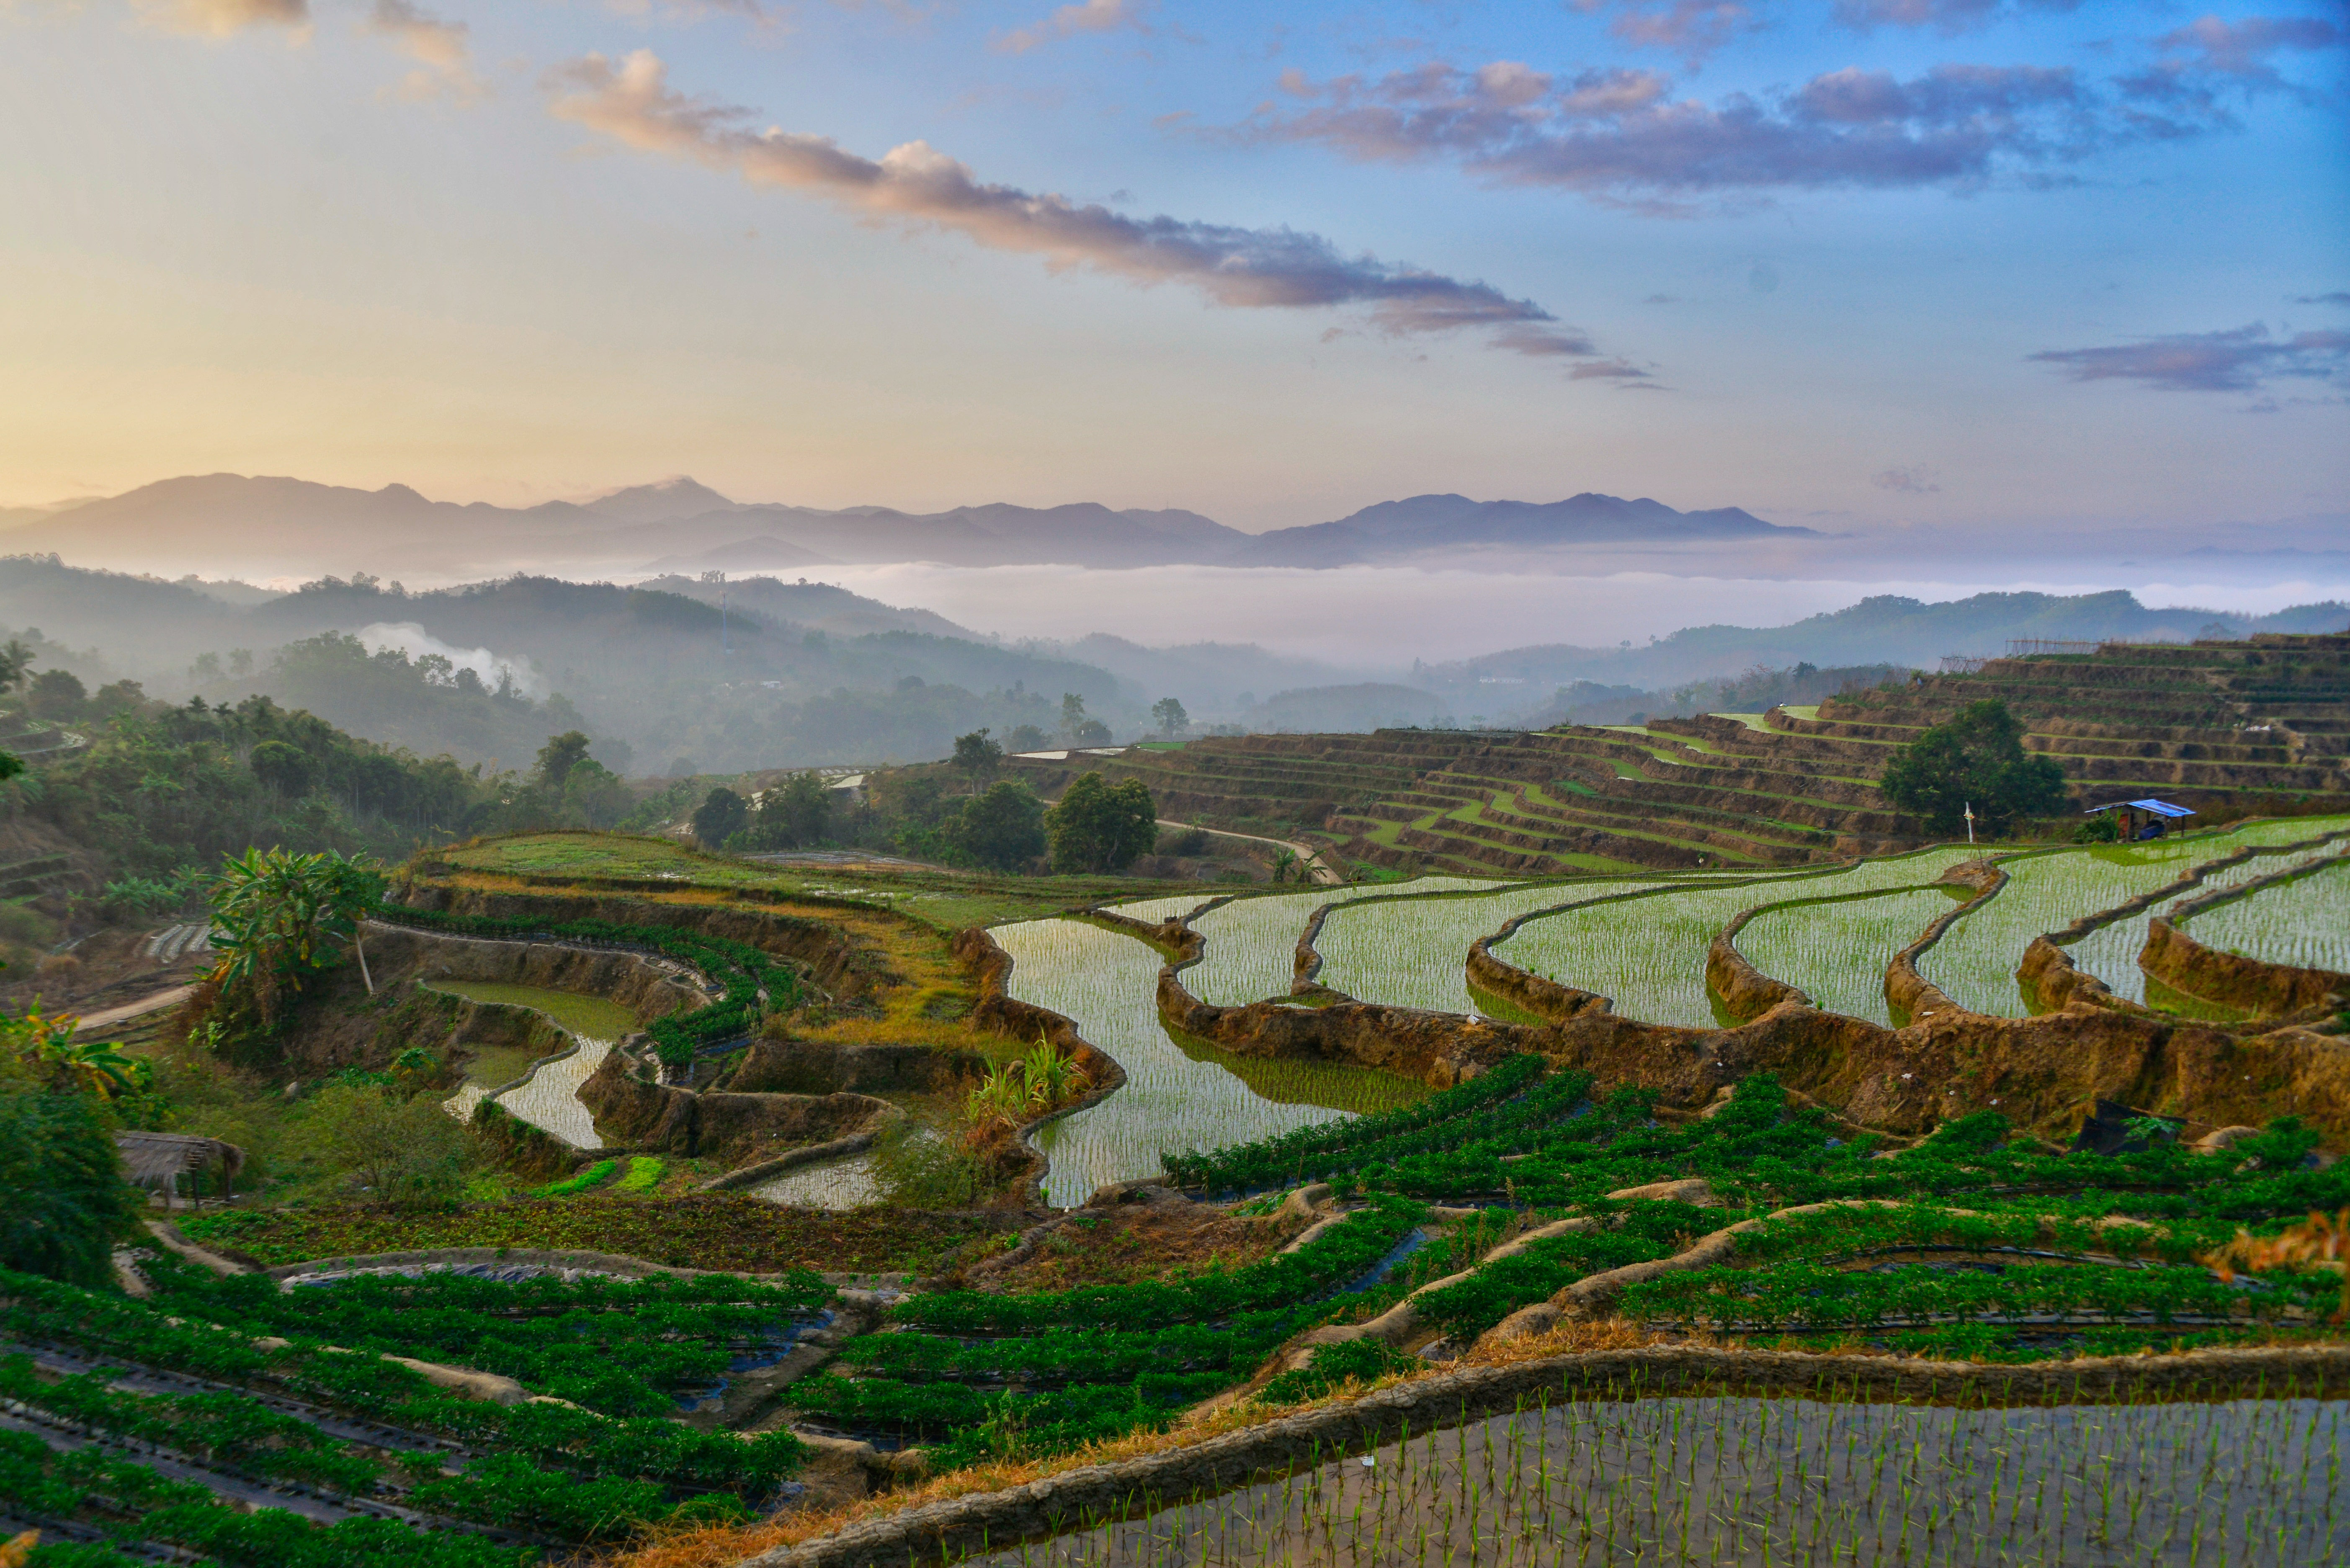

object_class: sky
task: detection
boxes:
[1,0,2345,536]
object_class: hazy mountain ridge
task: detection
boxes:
[1416,590,2350,704]
[0,472,1798,577]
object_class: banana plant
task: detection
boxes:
[204,847,386,1020]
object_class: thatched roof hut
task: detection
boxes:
[115,1131,247,1206]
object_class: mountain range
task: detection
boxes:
[0,473,1808,579]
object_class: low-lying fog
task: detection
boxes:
[714,562,2350,666]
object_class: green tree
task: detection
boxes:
[0,1009,148,1288]
[1059,692,1087,738]
[205,847,386,1026]
[27,668,85,721]
[0,1089,145,1287]
[534,730,593,789]
[247,739,315,797]
[0,638,32,694]
[944,780,1047,871]
[750,772,831,850]
[1877,698,2068,836]
[691,786,749,847]
[1045,772,1157,873]
[288,1080,474,1209]
[951,728,1003,795]
[1151,697,1188,739]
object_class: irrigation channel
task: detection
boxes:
[995,917,1426,1206]
[957,1393,2349,1567]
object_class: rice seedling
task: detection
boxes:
[1923,819,2350,1018]
[1495,849,1981,1027]
[1312,880,1666,1016]
[1182,878,1502,1008]
[1732,885,1968,1025]
[955,1392,2350,1566]
[2180,857,2350,976]
[1104,892,1224,924]
[2065,837,2350,1004]
[751,1151,884,1209]
[995,917,1388,1204]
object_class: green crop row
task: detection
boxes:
[137,1249,830,1419]
[0,1430,532,1568]
[1161,1055,1549,1194]
[893,1195,1428,1334]
[835,1306,1323,1387]
[0,1265,807,1495]
[374,902,804,1066]
[0,1354,692,1540]
[537,1158,618,1197]
[789,1368,1242,1471]
[1620,1259,2342,1332]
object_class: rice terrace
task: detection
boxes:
[8,634,2350,1568]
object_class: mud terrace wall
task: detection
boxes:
[1069,868,2350,1145]
[577,1051,889,1165]
[2141,915,2349,1016]
[735,1343,2350,1568]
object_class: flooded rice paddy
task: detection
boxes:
[428,981,636,1149]
[996,917,1418,1206]
[752,1151,885,1209]
[962,1393,2347,1567]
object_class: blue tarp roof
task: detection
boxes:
[2084,798,2195,817]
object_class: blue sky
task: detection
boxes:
[1,0,2343,534]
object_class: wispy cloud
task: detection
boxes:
[543,49,1617,360]
[367,0,480,101]
[2117,13,2345,121]
[2030,323,2350,392]
[1240,58,2130,210]
[1568,1,1760,66]
[995,0,1146,56]
[1832,0,2086,36]
[2296,291,2350,307]
[131,0,307,34]
[1872,464,1941,492]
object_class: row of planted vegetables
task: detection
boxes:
[0,1259,830,1563]
[784,1062,2348,1475]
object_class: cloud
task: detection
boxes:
[602,0,767,21]
[2030,323,2350,393]
[131,0,307,33]
[996,0,1146,55]
[367,0,480,101]
[1568,1,1760,66]
[1239,58,2150,209]
[1567,358,1654,384]
[544,49,1615,360]
[2118,13,2344,116]
[1872,464,1941,492]
[2297,291,2350,307]
[1832,1,2085,36]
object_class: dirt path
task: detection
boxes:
[1156,819,1343,884]
[73,986,194,1032]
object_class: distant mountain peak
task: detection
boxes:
[581,476,740,524]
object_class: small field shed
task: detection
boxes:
[2085,798,2195,841]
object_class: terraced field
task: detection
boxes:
[1732,884,1969,1025]
[1007,636,2350,883]
[1180,876,1502,1007]
[2182,855,2350,975]
[997,917,1405,1204]
[2064,835,2350,1005]
[1921,819,2350,1017]
[1495,848,1982,1027]
[1313,879,1665,1014]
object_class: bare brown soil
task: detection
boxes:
[964,1189,1307,1293]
